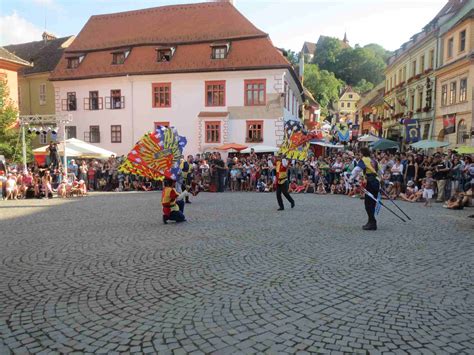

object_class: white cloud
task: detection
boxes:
[0,12,43,46]
[31,0,55,7]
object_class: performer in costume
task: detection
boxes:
[350,147,380,230]
[179,156,192,204]
[162,178,187,224]
[275,153,295,211]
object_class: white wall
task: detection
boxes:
[53,68,302,156]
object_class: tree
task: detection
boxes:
[304,64,344,116]
[354,79,374,94]
[284,49,299,66]
[312,37,343,73]
[0,77,30,163]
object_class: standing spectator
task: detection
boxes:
[450,156,463,197]
[79,161,88,183]
[404,154,418,185]
[68,159,79,178]
[433,154,450,202]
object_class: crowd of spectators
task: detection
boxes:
[1,147,473,211]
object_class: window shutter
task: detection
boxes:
[84,98,90,110]
[121,96,125,109]
[62,99,67,111]
[105,97,111,109]
[99,97,103,110]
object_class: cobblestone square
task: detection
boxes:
[1,192,473,354]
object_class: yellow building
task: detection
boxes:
[0,47,31,108]
[335,86,360,122]
[5,32,74,146]
[434,10,474,146]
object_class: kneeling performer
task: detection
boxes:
[162,178,188,224]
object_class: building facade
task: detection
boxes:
[5,33,75,146]
[334,86,360,122]
[434,8,474,146]
[0,47,31,109]
[49,2,303,155]
[357,82,385,136]
[383,0,471,146]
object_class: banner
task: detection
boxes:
[404,119,420,143]
[278,120,322,161]
[335,122,350,142]
[443,114,456,135]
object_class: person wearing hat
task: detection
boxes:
[161,177,186,224]
[350,148,380,230]
[275,153,295,211]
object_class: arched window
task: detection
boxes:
[457,119,467,144]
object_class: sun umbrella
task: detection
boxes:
[454,145,474,154]
[241,145,279,154]
[215,143,248,152]
[370,138,399,151]
[358,134,380,142]
[410,140,450,149]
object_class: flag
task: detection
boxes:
[375,192,382,215]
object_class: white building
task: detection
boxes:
[50,2,304,155]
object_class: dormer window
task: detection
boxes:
[112,49,130,65]
[211,42,230,59]
[66,55,84,69]
[156,47,175,62]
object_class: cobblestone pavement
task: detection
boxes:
[1,192,473,354]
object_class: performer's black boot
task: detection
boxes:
[163,215,168,224]
[185,196,191,204]
[362,221,377,230]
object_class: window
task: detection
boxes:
[244,79,266,106]
[403,66,407,81]
[412,60,417,76]
[88,91,101,110]
[89,126,100,143]
[284,82,288,109]
[112,52,125,65]
[341,102,345,108]
[18,86,22,107]
[441,84,448,106]
[418,90,423,110]
[286,88,290,109]
[111,125,121,143]
[205,81,225,106]
[459,30,466,52]
[154,121,170,131]
[420,55,425,73]
[246,120,263,143]
[347,102,351,108]
[429,49,434,69]
[394,74,397,86]
[157,48,173,62]
[65,126,76,139]
[447,37,454,58]
[39,83,46,105]
[349,94,353,99]
[205,121,220,143]
[212,46,227,59]
[67,57,79,69]
[422,124,430,140]
[460,78,467,102]
[152,83,171,107]
[39,133,47,145]
[67,92,76,111]
[398,68,402,83]
[410,94,415,111]
[449,82,457,105]
[109,89,124,109]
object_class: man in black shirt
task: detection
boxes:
[433,154,451,202]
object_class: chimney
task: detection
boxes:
[42,31,56,43]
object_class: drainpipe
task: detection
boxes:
[127,75,134,147]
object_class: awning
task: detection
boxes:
[358,134,380,142]
[370,138,399,151]
[33,138,117,159]
[410,140,450,149]
[215,143,248,152]
[310,140,344,149]
[241,145,279,153]
[454,145,474,154]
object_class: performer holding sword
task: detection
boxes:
[350,147,380,230]
[275,153,295,211]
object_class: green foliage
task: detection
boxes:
[304,64,344,116]
[0,77,31,163]
[354,79,374,94]
[312,37,390,87]
[284,49,300,66]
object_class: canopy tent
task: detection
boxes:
[410,140,450,149]
[241,145,279,154]
[358,134,380,142]
[370,138,399,151]
[215,143,248,152]
[453,145,474,154]
[310,140,344,149]
[33,138,117,159]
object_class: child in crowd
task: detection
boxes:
[422,171,435,207]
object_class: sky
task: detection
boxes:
[1,0,448,51]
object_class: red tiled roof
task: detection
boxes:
[50,37,291,81]
[67,2,266,52]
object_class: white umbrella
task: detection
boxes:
[241,145,279,154]
[358,134,380,142]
